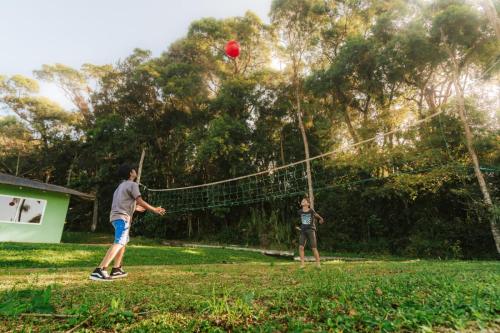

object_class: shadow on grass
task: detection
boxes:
[0,243,282,269]
[61,232,163,246]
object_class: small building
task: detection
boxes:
[0,173,94,243]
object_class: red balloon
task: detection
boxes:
[225,40,240,58]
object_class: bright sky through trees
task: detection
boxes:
[0,0,272,110]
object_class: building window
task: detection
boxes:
[0,194,46,225]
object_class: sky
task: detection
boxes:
[0,0,272,110]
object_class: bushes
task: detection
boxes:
[403,237,464,259]
[64,160,498,258]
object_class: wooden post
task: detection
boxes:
[91,195,98,232]
[134,148,147,224]
[137,148,146,184]
[188,215,193,239]
[197,217,200,237]
[296,82,315,209]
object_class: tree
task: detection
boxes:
[430,0,500,252]
[0,115,31,175]
[0,75,78,182]
[34,63,113,126]
[271,0,326,208]
[0,0,498,255]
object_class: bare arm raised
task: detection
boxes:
[136,197,166,215]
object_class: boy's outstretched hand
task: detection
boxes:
[136,197,166,215]
[154,206,166,215]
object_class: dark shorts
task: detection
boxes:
[299,228,317,248]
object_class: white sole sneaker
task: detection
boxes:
[110,273,128,279]
[89,275,114,281]
[109,273,128,279]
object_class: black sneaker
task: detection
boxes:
[89,268,112,281]
[110,267,128,279]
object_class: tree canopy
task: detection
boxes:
[1,0,499,258]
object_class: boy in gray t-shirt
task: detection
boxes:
[109,180,142,223]
[89,164,166,281]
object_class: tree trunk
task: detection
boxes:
[343,107,360,144]
[234,57,239,74]
[66,154,77,186]
[451,61,500,254]
[295,84,315,209]
[66,166,73,186]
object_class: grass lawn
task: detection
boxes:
[0,241,498,332]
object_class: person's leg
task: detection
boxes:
[309,230,320,268]
[90,220,128,281]
[299,245,306,268]
[113,246,126,268]
[99,220,128,269]
[299,229,307,268]
[312,248,321,268]
[99,244,123,268]
[90,243,122,281]
[113,222,129,268]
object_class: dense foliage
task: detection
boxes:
[1,0,499,257]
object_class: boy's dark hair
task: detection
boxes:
[118,164,136,180]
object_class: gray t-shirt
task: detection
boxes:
[109,180,141,223]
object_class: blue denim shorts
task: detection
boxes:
[112,219,130,246]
